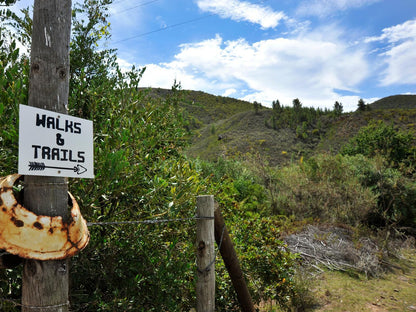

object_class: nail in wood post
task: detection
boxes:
[22,0,72,311]
[196,195,215,312]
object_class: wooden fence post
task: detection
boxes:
[214,204,255,312]
[196,195,215,312]
[22,0,72,311]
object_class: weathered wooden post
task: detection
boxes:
[214,204,255,312]
[196,195,215,312]
[22,0,72,311]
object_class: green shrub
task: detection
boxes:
[0,25,29,176]
[68,81,204,311]
[197,158,299,310]
[276,153,416,231]
[276,154,377,225]
[0,2,203,310]
[351,161,416,230]
[341,120,415,168]
[196,157,270,212]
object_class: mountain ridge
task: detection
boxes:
[167,90,416,165]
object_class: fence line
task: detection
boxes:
[0,298,70,310]
[1,214,218,310]
[86,215,214,227]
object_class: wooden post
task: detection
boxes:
[22,0,72,311]
[214,205,255,312]
[196,195,215,312]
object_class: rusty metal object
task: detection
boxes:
[0,174,89,260]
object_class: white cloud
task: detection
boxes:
[196,0,286,29]
[365,19,416,43]
[296,0,381,17]
[138,62,236,93]
[380,40,416,86]
[136,29,369,112]
[223,88,237,97]
[117,58,134,73]
[139,63,190,89]
[365,19,416,86]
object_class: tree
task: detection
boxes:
[0,5,30,176]
[292,98,302,110]
[357,98,367,111]
[253,100,261,114]
[0,0,17,5]
[271,99,282,129]
[333,101,343,116]
[0,7,32,50]
[272,99,281,113]
[69,0,118,120]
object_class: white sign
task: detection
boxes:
[18,104,94,178]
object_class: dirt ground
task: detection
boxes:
[308,248,416,312]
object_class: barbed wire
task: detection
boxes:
[0,298,69,309]
[197,223,225,273]
[1,215,218,308]
[87,215,214,227]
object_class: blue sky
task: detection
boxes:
[10,0,416,111]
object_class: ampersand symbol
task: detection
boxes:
[56,133,65,146]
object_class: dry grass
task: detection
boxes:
[285,225,385,277]
[309,249,416,311]
[261,246,416,312]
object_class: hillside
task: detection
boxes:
[181,90,254,125]
[369,94,416,110]
[143,88,253,125]
[174,91,416,165]
[186,109,299,164]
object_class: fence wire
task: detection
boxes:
[0,298,69,310]
[1,214,218,309]
[86,215,214,227]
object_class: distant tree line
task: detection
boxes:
[256,98,340,139]
[254,97,373,138]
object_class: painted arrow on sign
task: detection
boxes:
[28,162,88,175]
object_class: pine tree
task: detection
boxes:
[334,101,343,116]
[253,101,261,115]
[357,98,366,111]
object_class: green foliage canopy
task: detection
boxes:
[341,120,415,167]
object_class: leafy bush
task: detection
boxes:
[196,157,268,211]
[0,12,29,176]
[67,56,204,311]
[199,162,298,310]
[275,153,416,232]
[341,120,415,168]
[341,121,416,230]
[275,154,377,225]
[0,8,29,310]
[347,157,416,230]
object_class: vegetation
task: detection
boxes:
[357,98,369,111]
[0,2,295,311]
[370,94,416,110]
[1,1,415,311]
[341,120,416,168]
[297,248,416,312]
